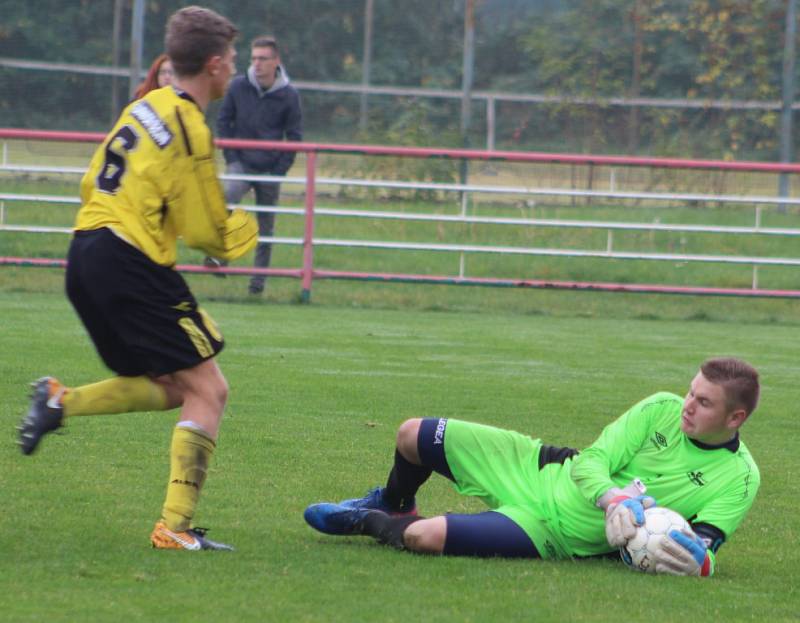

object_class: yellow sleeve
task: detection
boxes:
[160,96,258,261]
[173,152,258,261]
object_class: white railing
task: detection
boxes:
[3,129,800,299]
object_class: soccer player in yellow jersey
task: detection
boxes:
[17,6,257,551]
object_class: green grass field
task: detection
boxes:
[1,289,799,622]
[2,141,800,620]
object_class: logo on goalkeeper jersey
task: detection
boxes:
[687,471,706,486]
[649,431,668,450]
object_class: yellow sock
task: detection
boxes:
[161,425,216,532]
[60,376,168,416]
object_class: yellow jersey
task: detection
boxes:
[77,86,257,267]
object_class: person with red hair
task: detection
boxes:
[133,53,175,99]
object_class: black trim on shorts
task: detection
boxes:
[66,228,223,377]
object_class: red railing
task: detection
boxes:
[3,127,800,300]
[5,126,800,171]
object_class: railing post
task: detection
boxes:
[486,96,495,151]
[301,151,317,303]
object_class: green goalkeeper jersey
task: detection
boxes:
[548,392,759,557]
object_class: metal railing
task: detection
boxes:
[6,56,800,152]
[2,128,800,300]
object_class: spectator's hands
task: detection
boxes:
[604,494,657,547]
[653,529,713,576]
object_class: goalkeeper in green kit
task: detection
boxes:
[304,358,760,577]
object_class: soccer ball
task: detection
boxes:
[620,506,693,574]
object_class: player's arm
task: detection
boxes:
[652,523,723,577]
[571,395,673,547]
[178,153,257,260]
[164,103,255,260]
[168,109,257,262]
[571,394,667,505]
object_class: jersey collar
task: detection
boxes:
[171,86,200,109]
[688,431,740,453]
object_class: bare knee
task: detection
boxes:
[202,369,228,411]
[160,360,229,412]
[194,365,229,413]
[396,418,422,464]
[403,517,446,554]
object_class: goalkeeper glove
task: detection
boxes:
[604,494,657,547]
[653,529,715,576]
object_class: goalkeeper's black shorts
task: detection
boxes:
[66,227,224,377]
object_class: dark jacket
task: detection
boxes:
[216,66,303,175]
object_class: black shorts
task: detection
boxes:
[65,228,224,377]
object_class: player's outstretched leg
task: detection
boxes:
[18,377,66,455]
[304,505,423,549]
[150,522,234,551]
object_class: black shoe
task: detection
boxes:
[248,282,265,295]
[18,377,66,455]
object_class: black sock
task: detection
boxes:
[362,511,423,549]
[383,450,432,511]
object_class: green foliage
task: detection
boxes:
[640,0,784,159]
[0,2,798,158]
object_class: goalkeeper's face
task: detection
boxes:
[681,372,745,445]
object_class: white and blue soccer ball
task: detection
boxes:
[620,506,693,574]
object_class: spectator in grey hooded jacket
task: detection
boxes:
[216,35,303,294]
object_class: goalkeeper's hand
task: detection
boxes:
[653,529,715,577]
[604,494,657,547]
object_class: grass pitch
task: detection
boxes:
[1,289,798,622]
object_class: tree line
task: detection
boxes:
[0,0,795,159]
